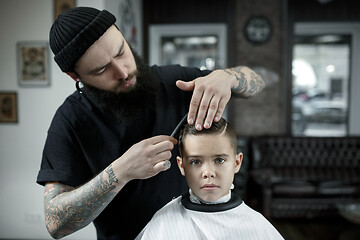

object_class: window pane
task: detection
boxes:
[292,35,350,136]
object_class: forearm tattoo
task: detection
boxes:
[44,164,119,238]
[223,66,265,96]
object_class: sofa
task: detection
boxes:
[246,136,360,219]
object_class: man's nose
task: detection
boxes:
[112,60,128,80]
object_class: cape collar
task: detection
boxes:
[181,191,242,213]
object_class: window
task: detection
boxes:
[291,34,350,136]
[149,24,227,69]
[291,23,360,136]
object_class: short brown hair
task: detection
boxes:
[178,118,237,156]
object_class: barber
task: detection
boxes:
[36,7,265,240]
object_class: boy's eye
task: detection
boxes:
[190,160,201,165]
[215,158,225,164]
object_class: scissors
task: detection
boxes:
[170,113,188,138]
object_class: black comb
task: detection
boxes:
[170,113,188,138]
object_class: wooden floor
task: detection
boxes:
[270,217,360,240]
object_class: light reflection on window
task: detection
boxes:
[161,35,219,70]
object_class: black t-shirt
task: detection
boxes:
[37,65,211,240]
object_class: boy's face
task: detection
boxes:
[177,133,242,202]
[73,25,137,93]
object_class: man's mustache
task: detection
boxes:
[119,70,138,85]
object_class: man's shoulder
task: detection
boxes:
[57,91,92,113]
[50,91,95,128]
[150,64,184,79]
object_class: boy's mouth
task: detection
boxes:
[201,183,218,190]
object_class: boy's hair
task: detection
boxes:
[178,118,237,156]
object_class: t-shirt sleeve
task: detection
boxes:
[36,105,92,187]
[152,64,211,83]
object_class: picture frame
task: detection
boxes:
[17,41,50,87]
[0,92,18,123]
[54,0,75,20]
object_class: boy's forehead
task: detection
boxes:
[185,132,228,140]
[183,133,234,152]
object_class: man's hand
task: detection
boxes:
[176,70,234,131]
[117,135,178,181]
[176,66,265,130]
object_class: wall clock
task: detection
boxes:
[244,16,272,44]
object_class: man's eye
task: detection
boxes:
[93,67,106,75]
[215,158,225,164]
[116,50,124,58]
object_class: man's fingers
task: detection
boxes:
[176,80,195,91]
[203,96,221,129]
[187,87,203,125]
[146,135,178,145]
[152,147,173,162]
[214,97,229,122]
[153,160,171,173]
[194,90,214,130]
[145,139,176,162]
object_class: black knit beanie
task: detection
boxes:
[49,7,116,72]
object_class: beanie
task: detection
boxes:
[49,7,116,72]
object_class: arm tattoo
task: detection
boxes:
[223,66,265,97]
[44,164,119,238]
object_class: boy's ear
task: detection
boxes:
[176,156,186,176]
[66,72,80,81]
[234,153,243,173]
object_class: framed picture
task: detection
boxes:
[17,41,50,87]
[54,0,75,20]
[149,24,227,70]
[0,92,18,123]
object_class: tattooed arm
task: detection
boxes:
[223,66,265,97]
[176,66,265,130]
[44,164,123,239]
[44,135,177,239]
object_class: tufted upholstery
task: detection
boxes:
[249,136,360,218]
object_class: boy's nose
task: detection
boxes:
[202,166,215,178]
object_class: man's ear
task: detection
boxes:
[66,72,80,81]
[234,153,243,174]
[176,156,186,176]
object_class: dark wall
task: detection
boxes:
[289,0,360,22]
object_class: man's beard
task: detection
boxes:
[82,51,160,122]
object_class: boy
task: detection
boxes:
[136,118,284,239]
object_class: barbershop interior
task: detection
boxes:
[0,0,359,239]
